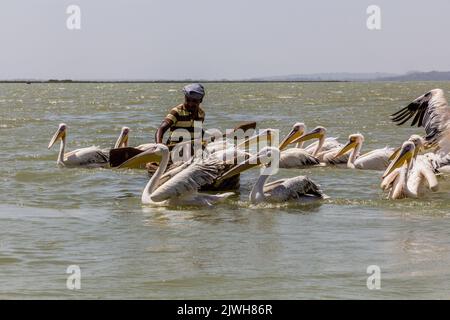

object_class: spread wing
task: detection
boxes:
[150,157,226,202]
[391,89,450,154]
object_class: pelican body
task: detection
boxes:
[381,141,439,199]
[334,133,394,170]
[218,147,327,204]
[291,126,349,165]
[276,123,322,168]
[118,144,234,206]
[48,123,127,168]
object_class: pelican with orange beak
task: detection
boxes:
[381,141,438,199]
[290,126,349,165]
[333,133,394,170]
[277,123,322,168]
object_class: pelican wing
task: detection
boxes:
[156,160,191,187]
[264,176,325,202]
[64,146,109,167]
[150,157,226,202]
[421,152,450,173]
[279,149,320,168]
[391,89,450,154]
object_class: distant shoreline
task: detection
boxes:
[0,80,350,84]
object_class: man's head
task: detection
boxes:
[183,83,205,110]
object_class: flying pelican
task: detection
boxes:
[291,126,349,165]
[277,123,322,169]
[217,147,327,204]
[48,123,128,167]
[118,144,234,206]
[390,88,450,156]
[333,133,395,170]
[381,141,438,199]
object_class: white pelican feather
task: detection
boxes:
[391,88,450,156]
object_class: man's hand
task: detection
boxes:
[155,120,172,144]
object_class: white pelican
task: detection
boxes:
[118,144,234,206]
[388,134,450,173]
[277,123,321,169]
[114,127,130,148]
[291,126,349,165]
[114,126,156,151]
[390,88,450,156]
[217,147,327,204]
[48,123,127,167]
[334,133,394,170]
[381,141,438,199]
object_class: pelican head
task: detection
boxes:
[278,122,306,150]
[382,141,415,179]
[389,134,425,161]
[117,143,166,169]
[334,133,364,158]
[291,126,327,145]
[215,146,280,184]
[48,123,67,149]
[114,126,130,148]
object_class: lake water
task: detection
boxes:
[1,82,449,299]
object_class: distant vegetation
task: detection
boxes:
[2,71,450,83]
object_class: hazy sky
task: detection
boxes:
[1,0,450,80]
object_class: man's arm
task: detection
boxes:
[155,120,172,144]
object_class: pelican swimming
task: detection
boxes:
[389,134,450,174]
[48,123,128,167]
[390,88,450,156]
[291,126,349,165]
[381,141,438,199]
[333,133,394,170]
[277,123,321,169]
[114,126,156,151]
[118,144,234,206]
[217,147,327,204]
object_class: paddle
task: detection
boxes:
[109,121,257,168]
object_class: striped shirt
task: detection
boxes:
[164,104,205,143]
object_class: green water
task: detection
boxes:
[0,82,449,299]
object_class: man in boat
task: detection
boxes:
[155,83,206,152]
[153,83,240,191]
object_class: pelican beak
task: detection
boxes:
[278,127,304,150]
[382,146,413,179]
[334,139,357,159]
[389,147,400,161]
[214,153,262,186]
[237,129,273,149]
[117,146,162,169]
[48,128,65,149]
[291,128,323,145]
